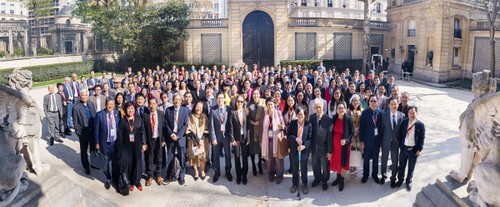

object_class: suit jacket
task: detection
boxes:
[380,111,405,150]
[63,83,74,101]
[309,113,333,154]
[201,95,217,116]
[72,101,96,137]
[191,89,206,103]
[142,110,165,148]
[136,106,150,117]
[209,105,234,142]
[399,119,425,153]
[89,94,107,112]
[231,109,248,144]
[164,106,189,147]
[359,107,383,147]
[287,120,312,152]
[125,93,136,103]
[94,109,120,149]
[43,93,63,118]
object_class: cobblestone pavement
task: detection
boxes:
[30,79,472,207]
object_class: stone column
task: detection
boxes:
[24,29,28,56]
[82,32,88,54]
[8,29,14,55]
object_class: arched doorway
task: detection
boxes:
[242,11,274,68]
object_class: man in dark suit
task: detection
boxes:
[379,97,405,187]
[209,92,234,183]
[89,85,107,113]
[163,94,189,185]
[87,70,98,96]
[125,83,137,103]
[94,98,120,189]
[143,98,165,186]
[310,99,333,191]
[135,93,150,117]
[191,80,206,104]
[72,89,97,175]
[288,108,312,194]
[397,106,425,191]
[43,85,64,146]
[63,77,75,129]
[359,95,383,184]
[56,83,71,137]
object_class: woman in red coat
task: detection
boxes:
[328,102,354,191]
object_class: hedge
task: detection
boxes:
[0,61,95,85]
[280,59,363,72]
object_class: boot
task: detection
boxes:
[331,173,341,186]
[339,176,345,191]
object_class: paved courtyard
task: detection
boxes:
[30,79,472,207]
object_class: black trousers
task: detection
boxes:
[234,135,249,179]
[290,148,309,186]
[381,145,400,181]
[78,128,95,170]
[398,147,417,184]
[362,143,380,177]
[213,137,231,175]
[312,149,329,183]
[145,137,163,178]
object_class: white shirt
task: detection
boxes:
[404,119,417,147]
[96,96,102,112]
[106,111,116,142]
[238,110,245,135]
[151,111,159,138]
[172,107,180,135]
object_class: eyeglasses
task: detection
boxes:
[369,100,377,103]
[237,101,244,103]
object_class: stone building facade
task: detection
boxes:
[0,0,28,56]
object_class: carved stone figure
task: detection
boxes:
[449,70,500,207]
[0,68,49,206]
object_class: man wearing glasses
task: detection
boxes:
[359,95,384,184]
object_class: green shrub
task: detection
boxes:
[280,60,322,69]
[14,48,24,57]
[280,59,363,73]
[0,61,95,85]
[37,48,54,56]
[0,51,6,58]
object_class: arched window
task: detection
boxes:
[408,19,416,37]
[454,18,462,38]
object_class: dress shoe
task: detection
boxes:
[276,177,282,185]
[311,179,321,187]
[322,182,328,191]
[55,138,64,143]
[406,183,412,191]
[339,177,345,192]
[242,176,247,185]
[390,180,396,188]
[129,186,134,191]
[361,176,368,183]
[104,181,111,190]
[372,176,381,184]
[194,176,199,181]
[178,178,185,185]
[380,177,386,185]
[136,185,143,191]
[396,180,403,188]
[48,139,54,146]
[145,178,153,186]
[84,168,91,175]
[290,185,298,193]
[236,176,241,184]
[302,185,309,194]
[226,173,233,182]
[156,177,164,186]
[331,174,341,186]
[162,179,170,185]
[213,173,220,183]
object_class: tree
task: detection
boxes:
[25,0,52,54]
[360,0,376,74]
[189,0,214,19]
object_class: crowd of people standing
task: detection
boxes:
[43,62,425,196]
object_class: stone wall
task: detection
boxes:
[0,54,116,70]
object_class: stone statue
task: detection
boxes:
[0,68,49,206]
[449,70,500,207]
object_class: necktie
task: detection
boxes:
[298,124,303,141]
[220,108,225,123]
[151,113,156,135]
[50,94,55,111]
[392,114,397,130]
[109,113,115,142]
[139,108,143,116]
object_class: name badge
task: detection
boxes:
[374,128,378,136]
[221,124,225,132]
[129,133,135,142]
[110,129,116,136]
[268,130,273,137]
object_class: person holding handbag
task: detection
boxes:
[186,102,209,181]
[347,94,364,177]
[261,97,286,184]
[328,102,354,191]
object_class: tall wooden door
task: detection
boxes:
[243,11,274,68]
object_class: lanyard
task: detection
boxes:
[128,118,134,133]
[406,122,416,137]
[372,112,378,126]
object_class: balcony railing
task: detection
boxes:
[408,29,416,37]
[186,18,228,29]
[454,29,462,38]
[470,20,500,31]
[288,18,390,30]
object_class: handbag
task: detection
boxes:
[349,145,363,167]
[118,172,130,195]
[89,151,108,170]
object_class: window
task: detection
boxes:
[327,0,333,7]
[1,3,5,14]
[342,0,349,8]
[52,0,59,7]
[452,47,460,66]
[213,3,219,11]
[408,19,416,37]
[295,33,316,60]
[301,0,307,6]
[355,1,361,9]
[9,4,14,14]
[454,18,462,39]
[375,3,381,13]
[334,33,353,60]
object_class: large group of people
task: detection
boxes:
[43,62,425,196]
